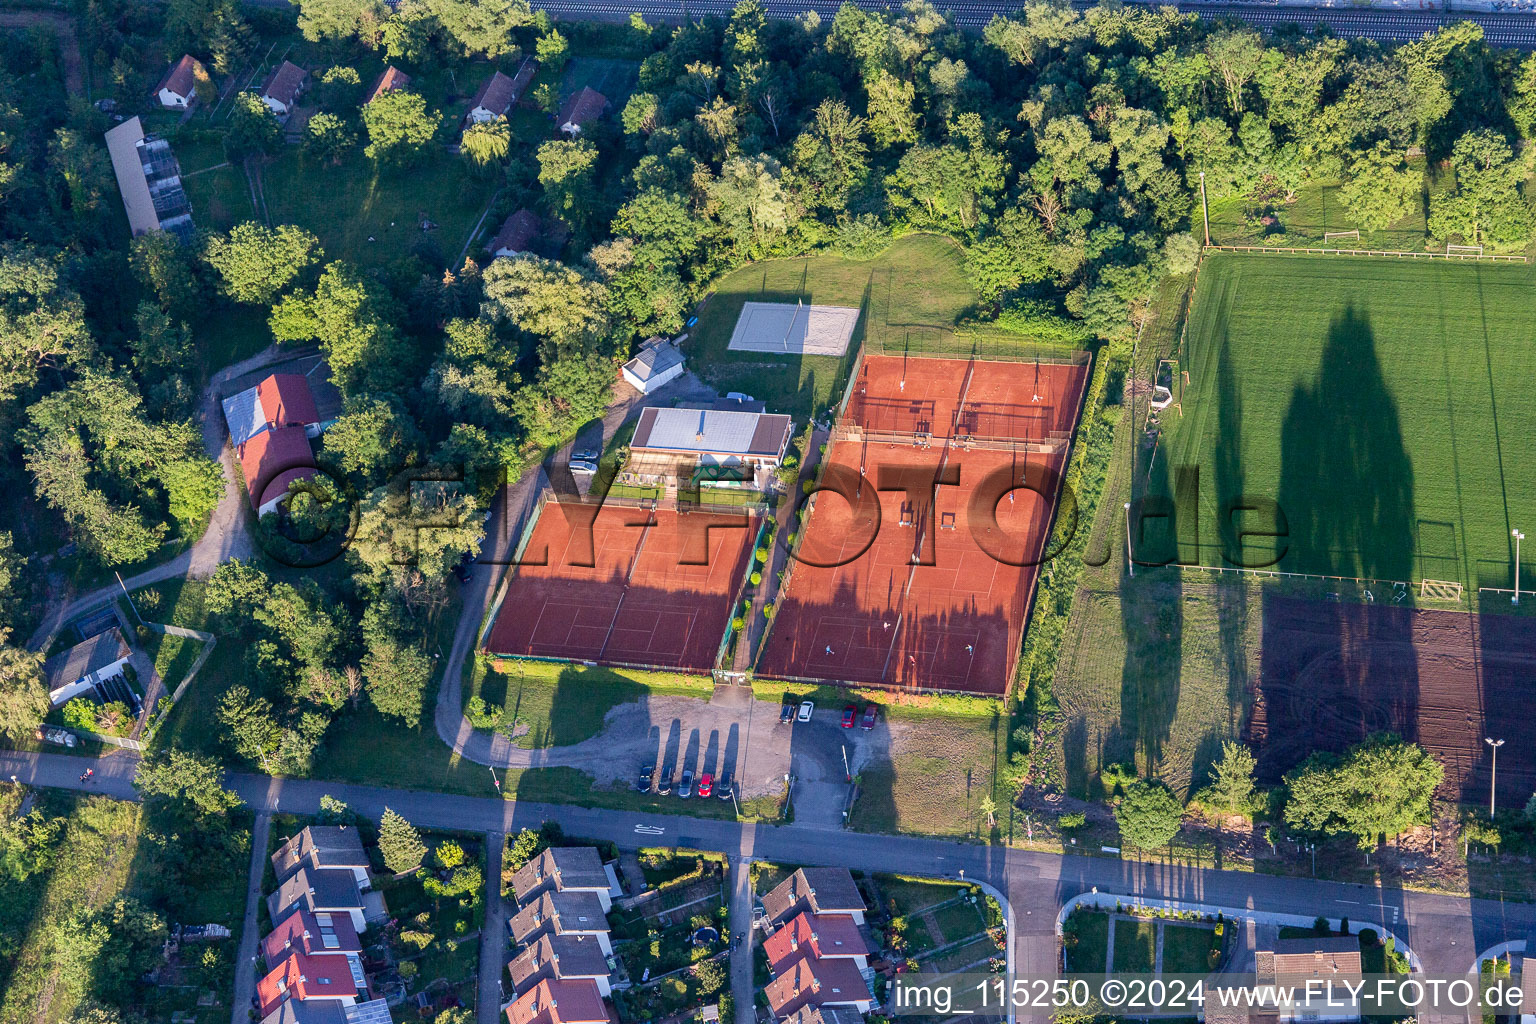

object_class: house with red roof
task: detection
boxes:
[556,87,608,135]
[257,950,364,1018]
[763,958,873,1020]
[156,54,205,109]
[262,907,362,965]
[240,425,318,517]
[223,373,322,447]
[366,66,411,105]
[505,979,611,1024]
[763,912,869,974]
[261,61,310,117]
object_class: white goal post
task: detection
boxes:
[1323,229,1360,242]
[1447,243,1484,256]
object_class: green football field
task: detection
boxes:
[1149,253,1536,592]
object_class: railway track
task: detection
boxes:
[534,0,1536,47]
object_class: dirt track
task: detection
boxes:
[0,10,84,96]
[1248,596,1536,802]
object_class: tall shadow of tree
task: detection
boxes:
[1253,306,1420,781]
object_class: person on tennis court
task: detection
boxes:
[966,644,974,655]
[825,645,833,655]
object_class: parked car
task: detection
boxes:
[717,771,734,800]
[678,768,694,798]
[697,773,714,798]
[657,770,673,795]
[861,704,878,730]
[569,460,598,475]
[573,449,599,463]
[780,702,795,725]
[797,700,814,722]
[841,704,857,728]
[637,763,655,792]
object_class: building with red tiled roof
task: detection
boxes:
[238,425,317,516]
[556,87,608,135]
[465,65,532,125]
[763,958,872,1021]
[366,66,411,105]
[257,950,362,1017]
[156,54,205,109]
[763,913,868,974]
[505,979,610,1024]
[485,209,541,259]
[261,907,362,965]
[261,61,310,116]
[258,374,322,435]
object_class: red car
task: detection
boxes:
[697,773,714,798]
[841,704,857,728]
[861,704,878,730]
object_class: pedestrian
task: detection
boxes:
[882,620,891,630]
[965,644,974,655]
[824,645,833,655]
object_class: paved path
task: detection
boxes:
[27,345,313,649]
[231,811,272,1024]
[479,831,509,1024]
[727,858,755,1024]
[5,748,1533,1018]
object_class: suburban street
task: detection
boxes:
[5,746,1533,1018]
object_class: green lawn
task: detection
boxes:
[1062,911,1109,974]
[468,659,715,748]
[1156,254,1536,589]
[687,233,1060,418]
[926,935,999,973]
[137,629,205,697]
[261,148,494,269]
[1160,924,1219,974]
[1113,918,1156,973]
[1206,173,1431,252]
[847,704,1005,839]
[876,876,966,916]
[931,898,986,944]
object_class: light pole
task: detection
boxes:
[1486,737,1504,816]
[1199,171,1211,247]
[1124,502,1134,578]
[1513,529,1525,605]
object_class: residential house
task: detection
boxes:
[763,957,873,1020]
[261,999,395,1024]
[239,425,318,517]
[271,825,371,889]
[261,907,362,965]
[223,373,323,447]
[104,117,195,242]
[257,950,364,1018]
[505,979,610,1024]
[509,934,614,997]
[464,65,529,125]
[620,339,685,395]
[260,61,310,117]
[763,912,869,974]
[366,66,411,105]
[155,54,205,108]
[510,847,620,910]
[1252,937,1363,1023]
[509,891,612,954]
[267,866,368,934]
[761,869,866,928]
[556,86,608,135]
[40,627,131,708]
[781,1006,865,1024]
[629,406,794,489]
[484,209,541,260]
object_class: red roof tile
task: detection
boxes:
[763,913,867,972]
[257,374,320,429]
[238,425,315,508]
[261,61,309,108]
[556,87,608,131]
[764,958,870,1018]
[366,66,411,104]
[505,979,610,1024]
[156,55,204,100]
[256,951,359,1016]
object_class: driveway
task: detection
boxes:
[27,345,320,650]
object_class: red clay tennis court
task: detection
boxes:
[485,502,757,670]
[758,355,1089,694]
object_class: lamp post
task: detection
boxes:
[1486,737,1504,816]
[1513,529,1525,605]
[1124,502,1134,578]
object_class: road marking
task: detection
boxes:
[634,824,665,835]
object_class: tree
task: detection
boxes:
[321,394,420,485]
[362,90,440,164]
[134,749,241,817]
[0,246,93,410]
[510,354,615,448]
[364,619,434,726]
[621,92,659,137]
[297,0,386,42]
[270,262,405,393]
[305,112,357,166]
[0,635,48,742]
[433,0,533,56]
[1204,29,1265,115]
[216,684,280,769]
[979,794,997,829]
[536,139,599,225]
[864,71,918,148]
[225,93,281,159]
[1427,129,1532,249]
[791,99,868,213]
[1200,740,1257,817]
[709,155,792,254]
[1284,733,1444,850]
[461,117,510,169]
[1338,144,1421,233]
[1114,780,1184,850]
[436,840,466,869]
[694,957,728,995]
[481,256,610,359]
[379,807,426,873]
[204,222,323,305]
[351,481,483,585]
[535,28,569,72]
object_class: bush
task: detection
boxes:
[1058,811,1086,831]
[832,213,892,260]
[731,616,745,630]
[465,695,501,729]
[61,698,97,732]
[749,571,761,586]
[755,547,768,563]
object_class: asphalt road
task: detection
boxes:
[8,747,1536,1015]
[529,0,1536,48]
